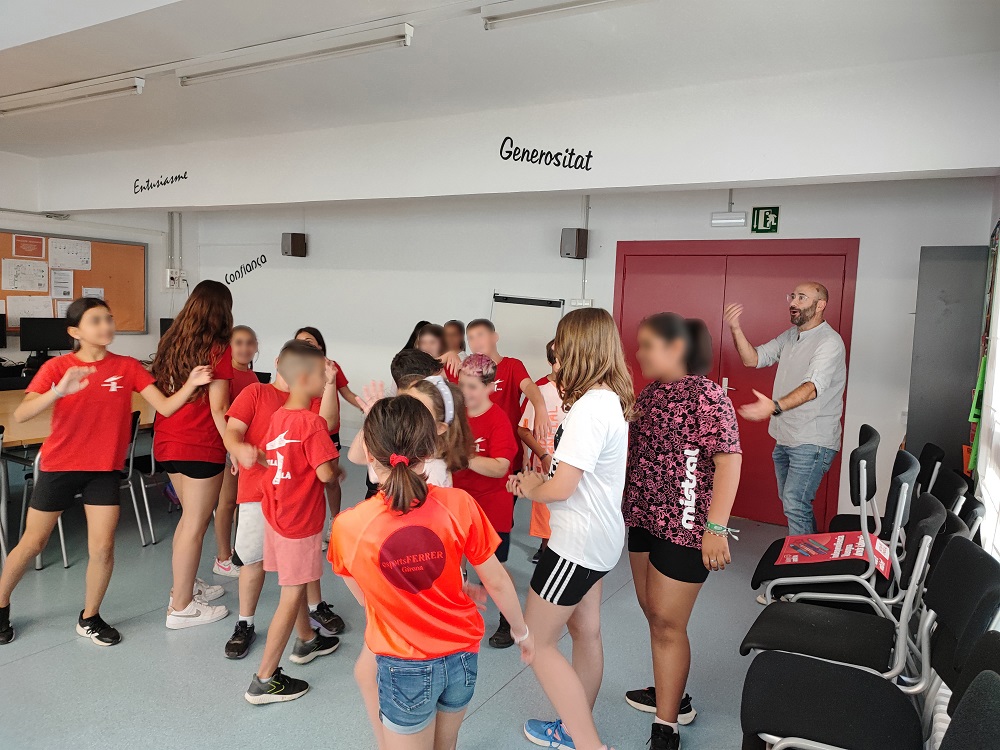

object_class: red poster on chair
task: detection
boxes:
[776,531,891,578]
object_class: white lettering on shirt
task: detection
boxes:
[494,379,504,393]
[101,375,124,393]
[680,448,699,530]
[266,431,300,484]
[473,437,486,454]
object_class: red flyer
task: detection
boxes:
[776,531,891,578]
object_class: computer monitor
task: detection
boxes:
[0,314,8,349]
[20,317,74,354]
[159,318,174,336]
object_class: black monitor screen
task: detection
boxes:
[20,317,74,353]
[159,318,174,337]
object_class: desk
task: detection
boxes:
[0,390,155,555]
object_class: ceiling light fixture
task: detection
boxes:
[711,189,747,228]
[0,77,144,118]
[481,0,649,30]
[175,24,413,86]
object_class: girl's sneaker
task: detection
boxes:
[166,596,229,629]
[289,630,340,664]
[76,611,122,646]
[308,601,346,635]
[245,667,309,705]
[650,723,680,750]
[212,556,240,578]
[624,687,696,725]
[524,719,575,749]
[193,577,225,601]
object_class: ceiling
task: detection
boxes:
[1,0,999,158]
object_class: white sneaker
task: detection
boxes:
[194,577,225,601]
[166,596,230,630]
[756,594,768,605]
[212,556,240,578]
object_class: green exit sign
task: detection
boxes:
[752,206,780,233]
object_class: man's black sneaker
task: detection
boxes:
[308,601,345,635]
[0,605,13,645]
[75,611,121,646]
[489,614,515,649]
[650,722,680,750]
[245,667,309,705]
[625,687,696,725]
[225,620,256,659]
[289,630,340,665]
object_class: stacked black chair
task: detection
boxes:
[925,468,967,513]
[827,424,880,534]
[915,441,946,497]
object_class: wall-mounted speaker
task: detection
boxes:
[281,232,307,257]
[560,228,588,259]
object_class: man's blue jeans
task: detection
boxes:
[772,444,838,535]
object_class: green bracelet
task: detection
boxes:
[705,521,740,541]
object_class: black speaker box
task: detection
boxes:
[281,232,307,257]
[560,228,588,259]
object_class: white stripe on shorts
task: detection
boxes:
[540,557,577,603]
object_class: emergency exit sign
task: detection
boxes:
[752,206,780,233]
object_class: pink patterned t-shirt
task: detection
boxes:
[622,375,741,550]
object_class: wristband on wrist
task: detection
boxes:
[51,383,65,399]
[705,521,740,541]
[513,625,530,644]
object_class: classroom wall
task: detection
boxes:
[0,151,40,212]
[191,177,997,511]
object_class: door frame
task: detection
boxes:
[613,238,860,529]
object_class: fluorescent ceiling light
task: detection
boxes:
[0,77,144,118]
[711,211,747,228]
[481,0,649,30]
[176,23,413,86]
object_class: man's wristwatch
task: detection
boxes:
[772,400,783,416]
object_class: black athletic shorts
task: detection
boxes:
[30,470,120,512]
[159,460,225,479]
[495,532,511,564]
[530,547,608,606]
[628,526,709,584]
[329,432,342,451]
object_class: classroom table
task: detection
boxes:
[0,389,155,556]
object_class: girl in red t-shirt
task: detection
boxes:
[153,280,235,629]
[329,395,532,750]
[0,298,211,647]
[213,324,260,578]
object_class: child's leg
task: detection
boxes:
[526,589,605,750]
[295,598,315,641]
[382,725,437,750]
[169,472,224,610]
[0,509,60,607]
[256,583,306,679]
[81,504,120,618]
[355,645,387,750]
[432,709,467,750]
[306,578,322,607]
[238,562,265,617]
[566,581,604,710]
[214,469,237,562]
[646,565,702,724]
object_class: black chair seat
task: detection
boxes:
[828,513,877,533]
[739,600,897,671]
[741,651,922,750]
[751,537,870,590]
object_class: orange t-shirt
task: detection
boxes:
[328,485,501,660]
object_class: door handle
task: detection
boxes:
[721,377,736,393]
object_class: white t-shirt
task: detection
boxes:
[547,388,628,572]
[365,455,452,488]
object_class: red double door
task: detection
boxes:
[614,239,858,528]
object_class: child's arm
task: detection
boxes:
[339,386,363,412]
[341,576,366,607]
[469,455,510,478]
[315,458,340,484]
[347,380,385,465]
[223,417,260,469]
[510,461,583,505]
[14,366,96,423]
[519,378,550,441]
[517,425,552,474]
[473,555,533,663]
[139,366,214,417]
[208,379,230,439]
[318,360,342,432]
[701,452,742,571]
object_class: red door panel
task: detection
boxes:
[620,254,726,390]
[720,255,846,526]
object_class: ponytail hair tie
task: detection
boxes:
[389,454,410,468]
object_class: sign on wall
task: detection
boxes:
[751,206,780,233]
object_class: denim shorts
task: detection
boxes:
[376,651,479,734]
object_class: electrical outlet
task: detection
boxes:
[165,268,186,289]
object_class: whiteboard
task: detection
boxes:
[490,293,564,382]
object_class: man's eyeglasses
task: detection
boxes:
[786,293,815,304]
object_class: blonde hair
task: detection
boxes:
[554,307,635,419]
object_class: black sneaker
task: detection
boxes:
[489,614,514,649]
[308,601,345,636]
[289,629,340,665]
[0,605,13,645]
[625,687,696,725]
[75,611,122,646]
[225,620,256,659]
[245,667,309,705]
[650,722,680,750]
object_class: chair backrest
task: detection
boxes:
[916,442,946,494]
[947,629,1000,715]
[930,511,971,568]
[930,469,968,512]
[941,670,1000,750]
[958,497,986,539]
[923,536,1000,688]
[899,493,947,589]
[879,449,919,541]
[848,424,880,507]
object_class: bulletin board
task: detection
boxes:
[0,230,146,333]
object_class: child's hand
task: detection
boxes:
[232,442,259,470]
[185,365,214,388]
[505,472,522,495]
[540,454,553,476]
[463,581,487,613]
[325,359,339,386]
[513,471,545,499]
[357,381,385,416]
[56,366,97,396]
[230,461,239,476]
[532,412,550,443]
[517,629,535,666]
[440,350,462,377]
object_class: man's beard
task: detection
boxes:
[790,302,817,326]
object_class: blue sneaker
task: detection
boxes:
[524,719,576,749]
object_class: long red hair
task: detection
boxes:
[152,280,233,398]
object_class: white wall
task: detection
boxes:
[0,151,39,212]
[194,177,996,510]
[36,53,1000,212]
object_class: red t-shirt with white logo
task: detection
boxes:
[27,352,155,472]
[226,383,322,504]
[153,345,234,464]
[261,407,338,539]
[489,356,530,429]
[328,485,501,660]
[452,403,518,532]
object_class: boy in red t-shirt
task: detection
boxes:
[453,353,519,649]
[241,341,341,705]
